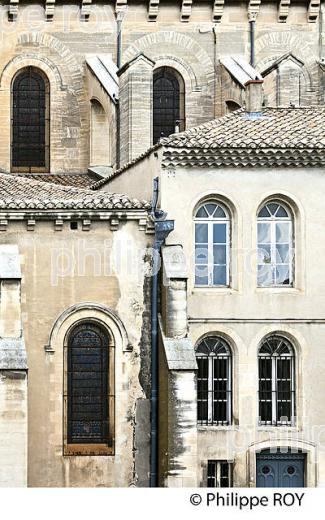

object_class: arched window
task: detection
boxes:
[65,322,114,453]
[258,335,295,426]
[226,100,241,113]
[153,67,185,144]
[196,336,232,425]
[90,99,110,166]
[11,67,50,173]
[257,201,294,287]
[194,201,230,287]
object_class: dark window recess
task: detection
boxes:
[70,221,78,230]
[153,68,184,144]
[12,67,49,171]
[207,461,232,487]
[258,336,295,426]
[196,337,232,425]
[67,323,109,444]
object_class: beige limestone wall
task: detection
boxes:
[0,371,27,487]
[0,218,152,487]
[157,164,325,486]
[0,1,322,173]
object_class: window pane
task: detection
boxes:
[258,223,271,243]
[213,223,227,243]
[257,264,273,286]
[213,265,227,286]
[213,244,227,265]
[195,265,208,286]
[258,206,270,218]
[258,245,271,264]
[206,203,218,216]
[195,223,208,243]
[276,222,290,243]
[196,206,208,218]
[195,245,209,264]
[276,244,290,263]
[276,205,289,218]
[276,265,290,285]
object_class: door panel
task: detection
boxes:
[256,451,305,487]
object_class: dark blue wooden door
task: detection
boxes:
[256,450,305,487]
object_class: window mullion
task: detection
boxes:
[208,357,213,424]
[272,357,277,425]
[208,222,213,286]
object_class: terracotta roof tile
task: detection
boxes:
[0,173,150,211]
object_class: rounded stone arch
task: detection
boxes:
[0,54,64,91]
[248,438,317,487]
[153,56,199,92]
[45,302,132,354]
[225,99,242,113]
[16,32,81,77]
[124,31,215,90]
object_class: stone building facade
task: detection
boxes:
[0,0,324,488]
[100,95,325,487]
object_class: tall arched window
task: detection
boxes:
[258,335,295,426]
[153,67,185,144]
[196,336,232,425]
[65,322,114,454]
[194,200,230,287]
[11,66,50,173]
[257,201,294,287]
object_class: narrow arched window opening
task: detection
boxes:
[90,99,110,166]
[11,66,50,173]
[66,322,112,448]
[257,200,294,287]
[194,200,230,287]
[258,335,295,426]
[153,67,185,144]
[196,336,232,425]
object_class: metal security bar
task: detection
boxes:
[197,337,232,425]
[258,336,295,426]
[67,323,109,444]
[11,66,50,172]
[153,67,185,143]
[207,461,233,487]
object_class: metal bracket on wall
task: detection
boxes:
[248,0,261,21]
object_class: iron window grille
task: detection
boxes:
[196,337,232,426]
[11,66,50,173]
[258,336,295,426]
[67,323,110,445]
[207,460,233,487]
[153,67,185,144]
[194,201,230,287]
[257,201,294,287]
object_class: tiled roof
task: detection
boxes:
[12,172,98,189]
[161,107,325,150]
[92,107,325,191]
[0,173,150,211]
[160,107,325,169]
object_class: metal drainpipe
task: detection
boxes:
[249,19,255,67]
[150,177,174,488]
[116,12,124,169]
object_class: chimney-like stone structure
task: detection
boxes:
[245,79,264,114]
